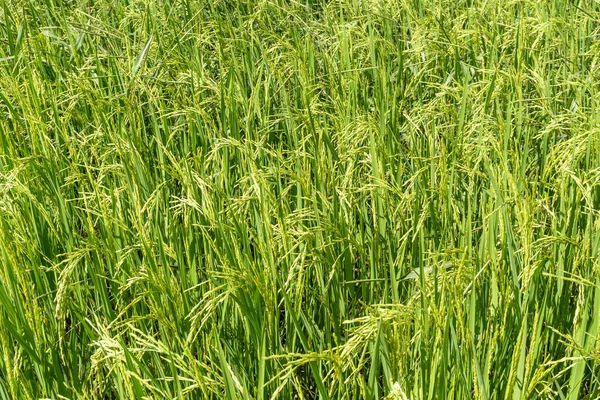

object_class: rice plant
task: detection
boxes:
[1,0,600,398]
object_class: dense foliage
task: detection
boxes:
[1,0,600,398]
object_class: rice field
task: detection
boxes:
[1,0,600,398]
